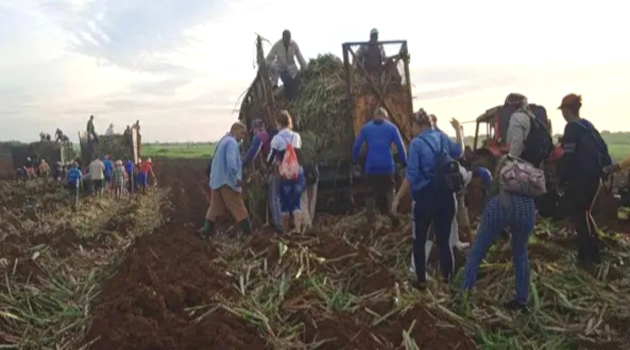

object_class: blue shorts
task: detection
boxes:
[279,168,305,215]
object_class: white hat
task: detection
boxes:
[370,28,378,36]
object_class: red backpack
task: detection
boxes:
[278,135,300,180]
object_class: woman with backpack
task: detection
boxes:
[267,111,306,234]
[460,96,544,312]
[392,109,463,289]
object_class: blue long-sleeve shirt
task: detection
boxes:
[210,134,243,192]
[352,120,407,175]
[103,159,113,177]
[406,128,463,192]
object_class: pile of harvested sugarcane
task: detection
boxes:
[91,135,133,160]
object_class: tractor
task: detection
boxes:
[468,104,564,218]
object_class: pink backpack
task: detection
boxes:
[499,157,546,197]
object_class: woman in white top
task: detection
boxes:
[267,111,306,233]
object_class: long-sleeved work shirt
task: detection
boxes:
[88,160,105,180]
[558,118,603,183]
[506,110,531,159]
[244,130,270,167]
[266,40,307,79]
[352,120,407,174]
[210,134,243,192]
[406,128,462,192]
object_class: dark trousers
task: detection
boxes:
[365,173,397,224]
[412,186,456,283]
[280,71,299,101]
[564,178,602,264]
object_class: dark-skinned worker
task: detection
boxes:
[202,122,253,238]
[355,28,386,75]
[353,107,407,227]
[558,94,611,267]
[266,30,307,101]
[392,109,463,289]
[461,94,548,312]
[87,115,98,144]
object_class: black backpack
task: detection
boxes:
[419,137,465,193]
[521,111,553,168]
[573,120,612,178]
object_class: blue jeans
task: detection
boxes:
[461,193,535,303]
[411,185,456,283]
[279,169,305,215]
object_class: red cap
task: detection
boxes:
[558,94,582,109]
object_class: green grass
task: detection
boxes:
[141,143,215,159]
[606,144,630,162]
[138,141,630,163]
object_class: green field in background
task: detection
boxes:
[139,140,630,162]
[141,143,216,159]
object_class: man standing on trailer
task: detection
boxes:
[87,115,98,144]
[266,30,307,101]
[355,28,386,75]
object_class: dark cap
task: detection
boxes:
[558,93,582,109]
[504,93,527,107]
[412,108,432,125]
[251,119,265,130]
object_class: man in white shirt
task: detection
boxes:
[88,156,106,195]
[266,30,307,101]
[105,123,114,136]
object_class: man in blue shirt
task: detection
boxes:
[353,107,407,227]
[202,122,252,238]
[392,109,462,288]
[67,162,83,207]
[125,159,135,193]
[103,154,114,189]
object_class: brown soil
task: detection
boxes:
[82,158,475,349]
[84,159,268,350]
[304,306,475,350]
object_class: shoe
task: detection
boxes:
[454,241,470,250]
[411,280,427,291]
[504,299,529,312]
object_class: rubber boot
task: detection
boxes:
[203,220,214,239]
[239,218,253,235]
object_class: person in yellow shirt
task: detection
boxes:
[603,157,630,174]
[39,159,51,183]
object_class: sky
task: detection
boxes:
[1,0,630,143]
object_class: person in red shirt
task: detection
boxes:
[137,158,156,191]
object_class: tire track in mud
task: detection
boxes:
[84,159,267,350]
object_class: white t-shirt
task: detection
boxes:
[268,128,302,162]
[88,160,105,180]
